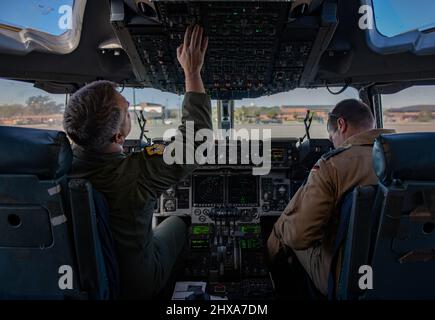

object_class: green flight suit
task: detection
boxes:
[70,92,212,299]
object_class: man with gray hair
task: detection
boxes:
[267,99,394,296]
[64,25,211,299]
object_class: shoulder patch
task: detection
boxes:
[321,145,351,161]
[145,144,165,156]
[310,164,320,173]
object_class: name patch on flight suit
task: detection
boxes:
[145,144,165,156]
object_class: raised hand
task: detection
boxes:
[177,25,209,93]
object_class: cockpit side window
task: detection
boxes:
[372,0,435,38]
[0,0,74,36]
[363,0,435,55]
[0,78,65,130]
[382,85,435,133]
[0,0,86,55]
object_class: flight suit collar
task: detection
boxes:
[72,145,127,163]
[342,129,395,147]
[70,145,127,176]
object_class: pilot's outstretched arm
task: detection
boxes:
[135,25,212,198]
[267,157,337,261]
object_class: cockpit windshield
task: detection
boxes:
[124,86,358,141]
[232,87,358,139]
[0,78,360,141]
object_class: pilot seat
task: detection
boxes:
[0,126,119,299]
[330,132,435,299]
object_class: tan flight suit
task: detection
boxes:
[267,129,395,295]
[70,92,212,299]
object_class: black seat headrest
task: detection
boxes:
[373,133,435,185]
[0,126,72,180]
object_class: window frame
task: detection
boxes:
[362,0,435,56]
[0,0,86,55]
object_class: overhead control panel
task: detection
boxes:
[111,0,338,99]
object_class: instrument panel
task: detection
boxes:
[155,138,300,221]
[150,137,332,299]
[153,138,333,220]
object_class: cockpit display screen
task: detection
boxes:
[193,175,224,206]
[192,225,210,235]
[228,175,259,206]
[271,148,285,163]
[240,225,261,234]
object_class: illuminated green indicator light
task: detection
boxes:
[241,225,261,233]
[193,226,210,235]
